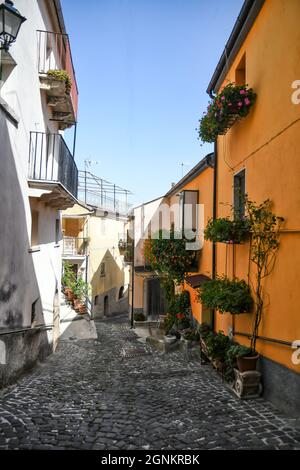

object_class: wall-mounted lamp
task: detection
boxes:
[0,0,26,52]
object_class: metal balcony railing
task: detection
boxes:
[28,132,78,198]
[37,30,78,119]
[63,237,88,256]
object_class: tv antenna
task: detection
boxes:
[179,161,191,177]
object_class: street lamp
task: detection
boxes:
[0,1,26,52]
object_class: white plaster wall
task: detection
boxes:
[0,1,65,330]
[133,197,166,266]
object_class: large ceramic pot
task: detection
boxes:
[236,354,259,372]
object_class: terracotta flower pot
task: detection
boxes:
[237,354,259,372]
[67,290,74,301]
[79,305,87,314]
[73,299,81,311]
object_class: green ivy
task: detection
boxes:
[144,229,195,286]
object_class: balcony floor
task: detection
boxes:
[28,180,78,209]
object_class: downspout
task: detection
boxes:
[130,216,135,329]
[211,140,217,331]
[209,90,217,332]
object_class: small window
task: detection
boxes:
[179,190,198,241]
[234,170,246,219]
[55,217,60,244]
[94,295,99,305]
[100,262,106,276]
[31,210,39,246]
[235,54,246,86]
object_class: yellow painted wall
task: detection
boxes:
[88,216,129,302]
[213,0,300,372]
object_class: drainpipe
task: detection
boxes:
[211,140,218,331]
[208,86,218,332]
[72,121,77,158]
[130,216,135,329]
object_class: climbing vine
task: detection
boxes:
[245,197,284,351]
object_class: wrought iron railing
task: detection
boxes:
[37,30,78,119]
[77,188,132,215]
[28,132,78,198]
[63,237,88,256]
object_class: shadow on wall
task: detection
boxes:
[91,250,129,318]
[0,110,53,388]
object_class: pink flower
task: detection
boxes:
[238,101,243,107]
[244,97,251,105]
[228,102,232,106]
[221,96,225,101]
[240,89,246,95]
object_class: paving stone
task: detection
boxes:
[0,314,298,449]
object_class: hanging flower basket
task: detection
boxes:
[204,217,250,244]
[198,276,253,315]
[198,83,256,143]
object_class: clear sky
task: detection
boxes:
[62,0,244,206]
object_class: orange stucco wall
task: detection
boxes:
[213,0,300,372]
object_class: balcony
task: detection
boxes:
[28,132,78,208]
[37,30,78,130]
[63,237,88,257]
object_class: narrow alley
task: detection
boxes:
[0,315,299,451]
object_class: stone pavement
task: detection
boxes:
[0,314,299,450]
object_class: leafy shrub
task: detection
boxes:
[204,217,250,244]
[198,322,211,338]
[182,328,200,341]
[205,331,232,360]
[198,276,253,314]
[134,312,146,322]
[168,290,190,315]
[143,229,195,285]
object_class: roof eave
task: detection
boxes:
[164,153,215,198]
[206,0,265,96]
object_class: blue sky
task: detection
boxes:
[62,0,244,206]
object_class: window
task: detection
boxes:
[179,190,198,241]
[31,210,39,246]
[94,295,99,305]
[55,217,60,245]
[234,170,246,219]
[235,54,246,86]
[100,262,106,276]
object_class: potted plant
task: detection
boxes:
[175,313,191,330]
[62,262,76,294]
[226,343,258,377]
[204,217,250,244]
[198,323,212,357]
[181,328,200,343]
[164,313,176,335]
[72,277,89,314]
[133,312,146,322]
[118,239,127,253]
[198,276,253,315]
[47,69,72,95]
[198,83,256,143]
[205,331,232,371]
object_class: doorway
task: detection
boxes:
[104,295,109,316]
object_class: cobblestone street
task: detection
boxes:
[0,315,299,450]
